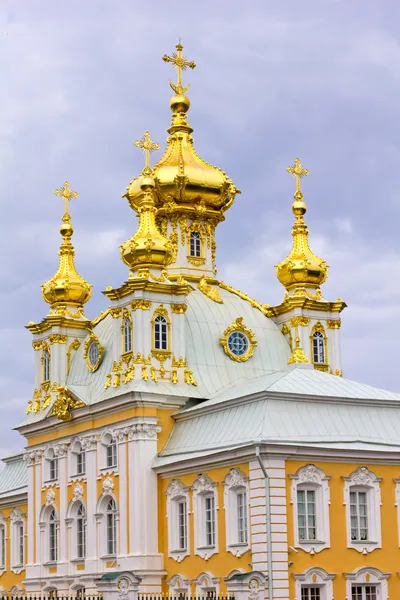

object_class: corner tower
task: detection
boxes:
[124,44,240,282]
[268,159,346,375]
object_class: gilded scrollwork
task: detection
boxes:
[198,277,223,303]
[50,386,85,422]
[219,317,257,363]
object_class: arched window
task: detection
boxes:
[0,520,5,570]
[312,331,325,364]
[106,498,117,556]
[76,503,86,559]
[43,349,50,382]
[154,315,168,351]
[49,508,58,562]
[123,317,132,354]
[190,231,202,257]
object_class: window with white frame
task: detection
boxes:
[106,497,117,556]
[312,331,325,364]
[193,572,219,598]
[100,432,117,471]
[76,449,86,475]
[76,503,86,559]
[193,474,218,559]
[123,316,132,354]
[96,492,118,558]
[167,574,190,598]
[343,467,382,553]
[345,567,389,600]
[190,231,202,257]
[224,468,250,556]
[70,439,86,477]
[154,314,168,350]
[166,479,190,561]
[0,521,5,570]
[10,508,25,570]
[49,508,58,562]
[294,567,335,600]
[43,348,50,382]
[44,447,59,483]
[106,440,117,468]
[290,464,331,553]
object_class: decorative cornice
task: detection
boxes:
[127,423,161,441]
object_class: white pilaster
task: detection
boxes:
[35,452,42,565]
[114,428,128,556]
[82,435,98,570]
[23,452,36,566]
[55,444,68,573]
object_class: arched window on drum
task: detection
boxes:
[152,308,170,352]
[311,322,327,366]
[122,311,133,355]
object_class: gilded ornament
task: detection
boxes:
[104,374,112,389]
[123,366,135,384]
[276,159,328,293]
[33,399,41,413]
[327,319,341,329]
[113,374,121,387]
[131,299,152,311]
[51,386,85,422]
[110,308,122,318]
[83,333,104,373]
[150,366,158,382]
[218,281,267,316]
[26,400,33,414]
[184,369,197,385]
[171,303,187,314]
[162,43,196,95]
[335,369,343,377]
[141,366,149,381]
[152,350,171,361]
[67,339,81,375]
[32,341,43,351]
[220,317,257,363]
[171,369,178,384]
[49,334,68,345]
[187,256,205,266]
[134,352,152,365]
[289,316,310,328]
[172,356,187,368]
[42,394,52,409]
[198,277,223,303]
[287,337,309,365]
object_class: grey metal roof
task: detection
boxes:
[0,454,27,499]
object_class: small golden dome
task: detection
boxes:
[124,44,240,222]
[42,183,92,308]
[276,159,328,291]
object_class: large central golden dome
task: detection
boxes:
[124,44,240,222]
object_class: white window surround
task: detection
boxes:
[0,513,6,572]
[193,571,220,597]
[66,497,87,561]
[290,464,331,554]
[39,500,59,565]
[293,567,335,600]
[166,479,190,562]
[43,446,59,486]
[192,474,218,560]
[223,468,250,556]
[394,478,400,547]
[99,431,118,474]
[95,487,119,559]
[69,438,87,480]
[343,467,382,553]
[344,566,389,600]
[10,508,25,574]
[167,573,190,597]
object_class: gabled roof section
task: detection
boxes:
[0,453,27,499]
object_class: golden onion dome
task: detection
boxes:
[42,182,92,308]
[120,171,172,270]
[276,159,328,290]
[124,44,240,220]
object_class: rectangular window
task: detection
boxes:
[76,450,86,475]
[0,527,5,569]
[18,524,24,565]
[351,585,377,600]
[237,491,248,543]
[297,489,316,540]
[49,522,58,562]
[77,518,86,558]
[106,442,117,468]
[205,495,215,547]
[350,490,368,541]
[190,232,201,257]
[106,513,117,555]
[178,500,187,550]
[49,458,58,481]
[301,588,320,600]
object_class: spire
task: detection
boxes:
[124,43,239,222]
[120,132,172,272]
[42,182,92,310]
[276,158,328,294]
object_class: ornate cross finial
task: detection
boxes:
[286,158,309,196]
[162,43,196,95]
[55,181,79,222]
[134,132,160,172]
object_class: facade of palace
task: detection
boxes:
[1,45,400,600]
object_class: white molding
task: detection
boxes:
[223,468,250,556]
[293,566,335,600]
[290,464,331,554]
[167,573,191,597]
[394,478,400,548]
[343,467,382,553]
[192,474,218,560]
[166,479,190,562]
[344,566,390,600]
[10,507,25,573]
[193,571,220,596]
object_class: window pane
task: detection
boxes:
[178,500,187,550]
[205,495,215,546]
[237,491,248,544]
[297,489,316,540]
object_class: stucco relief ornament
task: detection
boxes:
[81,435,97,451]
[225,468,246,489]
[194,473,214,493]
[117,577,130,600]
[299,465,320,484]
[166,479,186,498]
[73,483,84,502]
[249,579,260,600]
[352,467,372,486]
[102,477,114,494]
[46,489,56,505]
[54,443,68,458]
[127,423,161,440]
[10,507,23,523]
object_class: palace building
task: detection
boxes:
[1,44,400,600]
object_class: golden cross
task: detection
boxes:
[286,158,309,194]
[134,131,160,170]
[54,181,79,221]
[162,43,196,94]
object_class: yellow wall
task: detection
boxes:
[0,503,27,591]
[286,460,400,598]
[159,463,250,594]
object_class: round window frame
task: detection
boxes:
[84,334,104,373]
[227,330,250,358]
[219,317,257,363]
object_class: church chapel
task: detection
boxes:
[1,44,400,600]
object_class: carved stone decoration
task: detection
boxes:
[248,578,260,600]
[193,473,216,494]
[166,479,188,498]
[81,435,97,451]
[224,468,247,489]
[298,464,321,484]
[10,507,23,523]
[73,483,84,502]
[113,428,129,443]
[127,423,161,441]
[350,467,373,487]
[45,489,56,505]
[117,576,130,600]
[54,443,68,458]
[102,477,114,494]
[23,451,35,466]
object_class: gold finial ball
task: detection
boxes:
[60,222,74,238]
[140,176,155,191]
[292,192,306,217]
[170,93,190,114]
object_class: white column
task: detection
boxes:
[82,435,98,570]
[55,444,68,574]
[114,428,128,556]
[35,452,42,565]
[23,452,35,565]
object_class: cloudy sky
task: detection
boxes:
[1,0,400,452]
